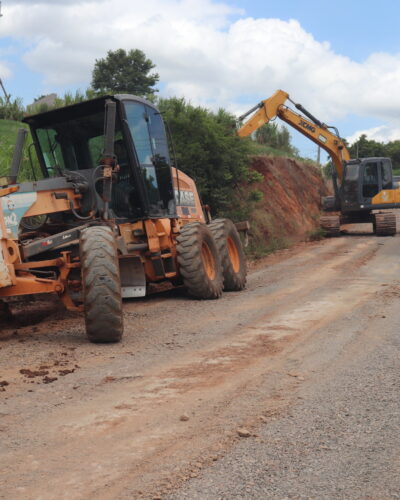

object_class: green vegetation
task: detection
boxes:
[0,119,26,176]
[0,120,41,180]
[0,47,329,260]
[26,89,97,115]
[348,134,400,170]
[91,48,159,98]
[0,96,24,121]
[254,122,299,157]
[158,97,263,216]
[306,227,326,241]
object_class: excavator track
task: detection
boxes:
[373,212,397,236]
[320,215,341,236]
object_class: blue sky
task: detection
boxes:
[224,0,400,159]
[228,0,400,61]
[1,0,400,160]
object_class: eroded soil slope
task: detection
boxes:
[248,156,329,252]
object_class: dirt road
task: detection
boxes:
[1,226,399,499]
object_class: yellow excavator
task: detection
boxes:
[237,90,400,236]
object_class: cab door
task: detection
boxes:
[361,159,393,204]
[361,161,380,201]
[123,99,176,218]
[341,163,361,210]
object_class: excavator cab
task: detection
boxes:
[341,158,394,212]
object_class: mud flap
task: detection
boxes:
[119,256,146,298]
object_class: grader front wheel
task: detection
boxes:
[176,222,223,299]
[80,226,123,343]
[208,218,247,291]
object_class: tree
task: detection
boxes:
[348,134,386,159]
[91,49,159,97]
[157,97,256,215]
[255,123,298,156]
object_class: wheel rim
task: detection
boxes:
[201,242,216,280]
[227,236,240,273]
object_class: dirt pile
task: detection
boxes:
[248,156,329,256]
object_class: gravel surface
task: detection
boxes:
[167,287,400,500]
[1,230,400,499]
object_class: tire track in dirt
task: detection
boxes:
[0,234,394,499]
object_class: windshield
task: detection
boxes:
[34,110,113,175]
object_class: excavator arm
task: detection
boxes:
[237,90,350,182]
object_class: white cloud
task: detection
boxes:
[347,125,400,145]
[0,61,12,80]
[1,0,400,133]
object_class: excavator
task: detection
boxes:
[237,90,400,236]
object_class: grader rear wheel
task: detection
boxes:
[208,218,247,291]
[176,222,223,299]
[80,226,123,343]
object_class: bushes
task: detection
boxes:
[157,97,262,217]
[0,97,24,122]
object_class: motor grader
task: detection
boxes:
[0,95,246,342]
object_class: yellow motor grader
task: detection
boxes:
[0,95,246,342]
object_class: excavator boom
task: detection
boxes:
[237,90,350,181]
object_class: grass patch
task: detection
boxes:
[0,119,40,181]
[306,227,326,241]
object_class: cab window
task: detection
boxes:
[381,161,392,190]
[362,162,379,198]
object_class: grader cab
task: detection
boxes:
[0,95,247,342]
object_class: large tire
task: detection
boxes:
[80,226,123,343]
[176,222,223,299]
[373,212,396,236]
[208,218,247,291]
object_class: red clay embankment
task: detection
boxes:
[247,156,329,255]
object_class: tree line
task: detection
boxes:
[347,134,400,171]
[0,48,316,216]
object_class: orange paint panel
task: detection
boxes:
[24,189,80,217]
[171,167,205,223]
[0,276,63,297]
[372,189,400,205]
